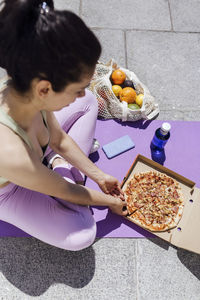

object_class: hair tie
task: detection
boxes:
[40,2,50,14]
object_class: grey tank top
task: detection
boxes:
[0,77,49,184]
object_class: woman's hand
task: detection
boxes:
[97,173,128,215]
[109,196,128,216]
[97,173,123,197]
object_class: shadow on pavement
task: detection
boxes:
[0,237,95,296]
[97,117,154,130]
[143,237,200,280]
[145,236,171,251]
[177,248,200,280]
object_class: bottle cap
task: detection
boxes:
[161,122,171,133]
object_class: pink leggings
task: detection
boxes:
[0,90,98,251]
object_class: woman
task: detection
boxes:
[0,0,127,251]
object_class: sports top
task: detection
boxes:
[0,77,49,185]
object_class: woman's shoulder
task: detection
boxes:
[0,76,9,108]
[0,121,23,155]
[0,103,33,150]
[0,76,9,94]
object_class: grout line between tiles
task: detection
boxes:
[136,240,139,300]
[167,0,174,31]
[89,27,200,35]
[124,30,128,69]
[79,0,82,16]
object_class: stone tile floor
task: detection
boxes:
[0,0,200,299]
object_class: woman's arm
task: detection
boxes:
[0,124,126,215]
[47,112,126,206]
[47,112,114,184]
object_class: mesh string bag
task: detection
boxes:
[89,59,159,121]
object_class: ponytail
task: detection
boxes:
[0,0,54,70]
[0,0,101,93]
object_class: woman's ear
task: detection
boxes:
[35,80,53,99]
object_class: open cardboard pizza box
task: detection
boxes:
[121,154,200,254]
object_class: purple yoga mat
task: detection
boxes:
[0,119,200,238]
[87,119,200,237]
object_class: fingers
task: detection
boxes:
[110,183,124,195]
[100,178,124,201]
[110,206,128,216]
[110,188,120,196]
[101,185,109,194]
[110,191,125,201]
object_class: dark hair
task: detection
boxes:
[0,0,101,93]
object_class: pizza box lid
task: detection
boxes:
[121,154,200,254]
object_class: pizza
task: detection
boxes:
[124,171,184,232]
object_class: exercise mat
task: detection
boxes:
[0,119,200,238]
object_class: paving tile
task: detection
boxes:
[137,239,200,300]
[0,237,96,298]
[157,110,184,121]
[54,0,80,14]
[170,0,200,32]
[126,31,200,111]
[0,238,136,300]
[183,110,200,121]
[92,29,126,67]
[82,0,171,30]
[85,238,136,300]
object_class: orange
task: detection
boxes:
[111,69,126,85]
[120,87,136,104]
[112,85,123,97]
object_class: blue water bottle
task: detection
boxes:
[151,122,171,153]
